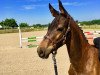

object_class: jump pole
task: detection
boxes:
[18,26,43,48]
[18,27,22,48]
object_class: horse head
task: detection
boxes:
[37,0,71,59]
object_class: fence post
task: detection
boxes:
[18,27,22,48]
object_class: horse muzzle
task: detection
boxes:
[37,46,54,59]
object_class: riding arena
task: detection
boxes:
[0,0,100,75]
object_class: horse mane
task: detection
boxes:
[70,16,88,43]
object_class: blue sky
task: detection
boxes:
[0,0,100,25]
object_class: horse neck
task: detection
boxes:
[66,17,89,62]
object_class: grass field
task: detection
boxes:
[0,25,100,34]
[0,27,47,34]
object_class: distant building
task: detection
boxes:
[0,25,2,28]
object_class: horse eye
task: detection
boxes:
[57,27,63,32]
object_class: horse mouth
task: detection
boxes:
[38,51,52,59]
[37,47,54,59]
[39,53,50,59]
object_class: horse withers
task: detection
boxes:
[37,0,100,74]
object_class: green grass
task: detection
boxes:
[0,25,99,34]
[0,29,18,34]
[81,25,100,29]
[0,27,47,34]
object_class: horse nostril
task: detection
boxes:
[37,47,45,58]
[39,50,44,57]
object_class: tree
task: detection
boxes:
[19,23,29,27]
[4,18,18,28]
[80,19,100,25]
[33,24,42,28]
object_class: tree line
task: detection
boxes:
[0,18,49,29]
[0,18,100,29]
[79,19,100,25]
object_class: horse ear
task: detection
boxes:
[58,0,68,15]
[49,3,59,17]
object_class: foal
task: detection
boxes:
[37,0,100,75]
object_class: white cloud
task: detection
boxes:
[22,4,47,10]
[22,2,87,10]
[63,2,79,6]
[52,2,87,6]
[25,0,45,2]
[22,5,35,10]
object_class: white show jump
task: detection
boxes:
[18,27,43,48]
